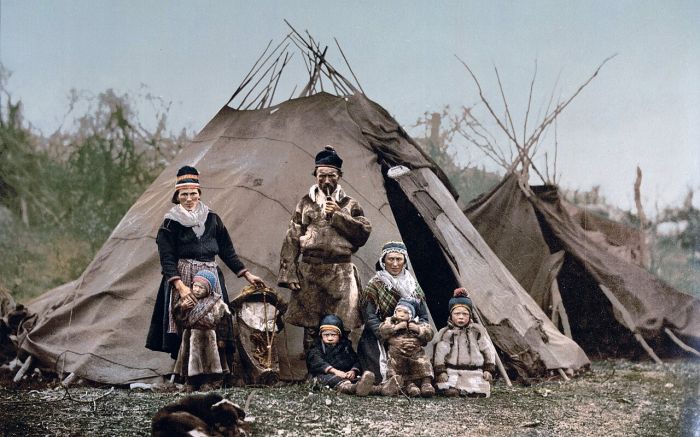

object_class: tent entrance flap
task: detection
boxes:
[382,168,460,324]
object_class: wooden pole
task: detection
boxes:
[557,368,570,382]
[664,328,700,358]
[598,284,663,365]
[471,306,512,387]
[549,279,572,339]
[13,355,33,383]
[634,333,663,365]
[62,372,79,387]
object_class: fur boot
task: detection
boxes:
[405,382,421,397]
[355,371,375,397]
[420,377,435,398]
[337,381,356,395]
[441,387,459,397]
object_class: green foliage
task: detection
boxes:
[0,83,187,301]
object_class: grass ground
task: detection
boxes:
[0,359,698,436]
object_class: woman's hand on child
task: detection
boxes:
[181,293,197,310]
[482,371,493,381]
[436,372,449,383]
[345,370,357,380]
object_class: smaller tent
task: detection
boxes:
[464,173,700,357]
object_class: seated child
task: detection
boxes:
[173,269,232,391]
[378,298,435,397]
[306,314,376,396]
[433,288,497,397]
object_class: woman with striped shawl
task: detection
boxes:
[357,241,429,382]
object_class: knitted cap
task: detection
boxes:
[314,145,343,170]
[449,288,473,314]
[395,297,418,319]
[319,314,344,335]
[381,241,407,259]
[192,270,217,294]
[175,165,200,191]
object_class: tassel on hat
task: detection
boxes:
[314,145,343,170]
[449,288,473,314]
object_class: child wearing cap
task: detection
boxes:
[433,288,497,397]
[306,314,377,396]
[173,269,232,391]
[378,297,435,397]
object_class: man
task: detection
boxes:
[278,145,372,353]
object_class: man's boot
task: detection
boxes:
[420,377,435,398]
[355,371,375,397]
[337,381,355,395]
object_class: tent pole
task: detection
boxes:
[557,368,570,382]
[12,355,33,383]
[634,333,663,365]
[550,279,572,339]
[598,284,663,365]
[62,372,79,387]
[494,353,512,387]
[664,328,700,358]
[557,302,573,339]
[471,307,512,387]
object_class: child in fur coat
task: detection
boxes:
[433,288,497,397]
[173,269,232,391]
[306,314,376,396]
[378,297,435,397]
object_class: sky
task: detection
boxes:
[1,0,698,211]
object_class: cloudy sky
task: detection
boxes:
[1,1,698,211]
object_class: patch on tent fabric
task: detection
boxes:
[523,306,550,343]
[486,319,546,380]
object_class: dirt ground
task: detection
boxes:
[0,359,698,436]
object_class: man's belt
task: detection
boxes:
[301,254,352,264]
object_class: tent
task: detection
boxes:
[464,173,700,358]
[16,33,589,385]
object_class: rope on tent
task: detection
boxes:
[663,328,700,358]
[12,355,33,383]
[598,284,663,365]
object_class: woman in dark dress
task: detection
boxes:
[357,241,429,383]
[146,166,264,361]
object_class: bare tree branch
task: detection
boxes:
[523,59,538,145]
[456,55,519,146]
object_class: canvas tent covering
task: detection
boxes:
[17,34,589,385]
[464,173,700,356]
